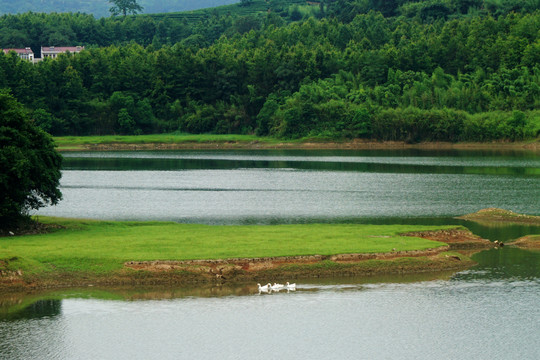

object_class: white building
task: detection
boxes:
[41,46,84,59]
[2,47,35,62]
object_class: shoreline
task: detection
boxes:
[0,250,476,292]
[54,137,540,152]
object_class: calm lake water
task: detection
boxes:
[2,149,539,359]
[39,149,540,226]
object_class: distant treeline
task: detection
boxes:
[1,2,540,141]
[2,1,540,54]
[0,0,238,18]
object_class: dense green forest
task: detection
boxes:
[0,0,309,52]
[1,0,540,141]
[0,0,238,18]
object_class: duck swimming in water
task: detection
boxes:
[272,283,284,291]
[257,283,271,292]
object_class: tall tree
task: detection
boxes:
[0,90,62,228]
[109,0,143,17]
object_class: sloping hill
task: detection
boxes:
[0,0,239,18]
[149,0,308,21]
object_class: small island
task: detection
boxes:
[2,209,538,291]
[456,208,540,225]
[0,216,500,291]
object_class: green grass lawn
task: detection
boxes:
[0,217,456,275]
[53,133,284,150]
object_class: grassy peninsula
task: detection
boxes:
[0,217,475,290]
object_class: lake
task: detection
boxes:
[2,148,540,359]
[39,149,540,227]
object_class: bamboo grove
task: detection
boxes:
[1,2,540,141]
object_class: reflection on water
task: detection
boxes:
[466,247,540,280]
[1,248,540,359]
[61,149,540,176]
[39,149,540,223]
[0,271,458,320]
[0,300,61,321]
[61,149,540,171]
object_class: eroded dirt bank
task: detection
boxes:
[508,235,540,249]
[401,228,496,249]
[124,246,453,279]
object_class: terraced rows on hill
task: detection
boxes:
[148,0,308,21]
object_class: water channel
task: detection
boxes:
[1,149,539,359]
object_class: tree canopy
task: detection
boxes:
[109,0,144,17]
[0,1,539,142]
[0,90,62,228]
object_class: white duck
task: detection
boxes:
[286,282,296,290]
[257,283,271,292]
[271,282,285,291]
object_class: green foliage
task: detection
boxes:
[0,91,62,227]
[117,108,137,134]
[269,76,372,139]
[0,3,539,141]
[461,111,535,141]
[109,0,144,17]
[32,109,54,133]
[372,107,466,142]
[240,0,255,6]
[256,96,280,136]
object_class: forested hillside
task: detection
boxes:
[1,0,540,142]
[0,0,238,18]
[0,0,311,52]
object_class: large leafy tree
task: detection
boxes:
[0,90,62,228]
[109,0,143,16]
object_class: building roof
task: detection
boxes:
[3,48,34,55]
[41,46,84,54]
